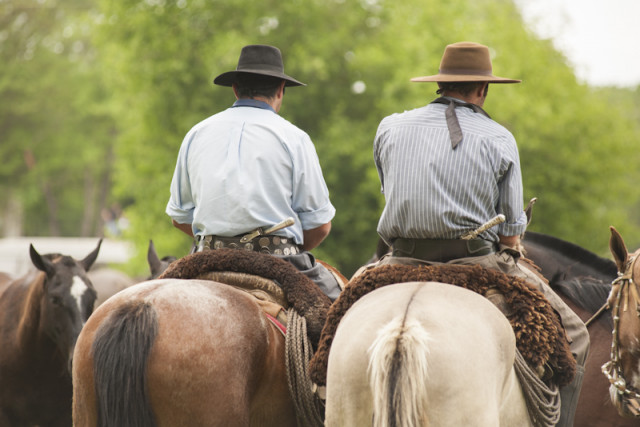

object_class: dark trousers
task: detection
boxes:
[276,251,341,301]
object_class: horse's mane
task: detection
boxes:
[554,277,613,329]
[524,232,618,278]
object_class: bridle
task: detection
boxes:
[601,253,640,417]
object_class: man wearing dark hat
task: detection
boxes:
[166,44,341,301]
[373,41,587,426]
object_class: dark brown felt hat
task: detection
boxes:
[213,44,305,87]
[411,42,521,84]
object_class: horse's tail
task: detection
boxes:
[92,301,159,427]
[368,315,431,427]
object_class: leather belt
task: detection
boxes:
[195,234,301,256]
[391,238,496,263]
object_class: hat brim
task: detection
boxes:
[213,70,306,87]
[411,74,521,84]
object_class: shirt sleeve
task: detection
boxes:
[165,131,196,227]
[373,121,386,194]
[290,134,336,230]
[496,135,528,237]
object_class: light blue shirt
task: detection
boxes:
[374,100,528,244]
[166,99,335,245]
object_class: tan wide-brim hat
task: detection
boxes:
[411,42,521,84]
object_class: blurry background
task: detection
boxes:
[2,0,639,278]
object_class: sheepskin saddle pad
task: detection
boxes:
[158,248,332,347]
[308,263,576,388]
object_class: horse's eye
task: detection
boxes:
[51,296,63,305]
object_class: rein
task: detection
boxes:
[584,303,609,327]
[601,254,640,416]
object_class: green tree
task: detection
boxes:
[91,0,640,276]
[4,0,640,278]
[0,0,116,237]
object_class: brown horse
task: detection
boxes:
[0,240,101,427]
[604,226,640,419]
[72,278,297,427]
[146,239,177,279]
[71,249,334,426]
[0,272,12,287]
[520,231,639,426]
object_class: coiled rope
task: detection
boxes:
[514,348,561,427]
[285,308,324,427]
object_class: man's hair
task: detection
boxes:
[436,81,488,97]
[234,73,283,99]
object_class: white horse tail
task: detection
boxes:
[368,314,431,427]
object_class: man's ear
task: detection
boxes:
[232,83,240,100]
[477,82,488,98]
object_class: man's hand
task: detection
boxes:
[499,234,520,249]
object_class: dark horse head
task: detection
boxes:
[29,240,101,371]
[147,240,177,280]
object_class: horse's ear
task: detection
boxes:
[81,239,102,272]
[30,244,54,276]
[609,226,628,273]
[147,240,162,277]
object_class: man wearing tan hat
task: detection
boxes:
[166,44,341,301]
[373,41,587,426]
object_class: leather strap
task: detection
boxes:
[391,237,496,262]
[195,234,301,255]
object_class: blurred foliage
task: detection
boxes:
[2,0,640,277]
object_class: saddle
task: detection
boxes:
[308,263,576,388]
[158,248,332,347]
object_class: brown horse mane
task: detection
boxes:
[14,255,64,340]
[554,277,613,329]
[309,263,576,388]
[523,232,618,280]
[16,272,46,337]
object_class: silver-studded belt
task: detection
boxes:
[195,234,301,256]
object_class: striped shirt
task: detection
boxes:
[374,99,528,244]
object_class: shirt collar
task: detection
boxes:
[232,98,276,113]
[441,95,467,104]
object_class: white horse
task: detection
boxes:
[325,281,532,427]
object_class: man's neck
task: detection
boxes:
[250,95,279,112]
[442,90,485,108]
[233,98,276,113]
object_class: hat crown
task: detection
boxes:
[439,42,493,76]
[236,45,285,74]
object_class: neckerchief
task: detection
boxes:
[430,97,491,149]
